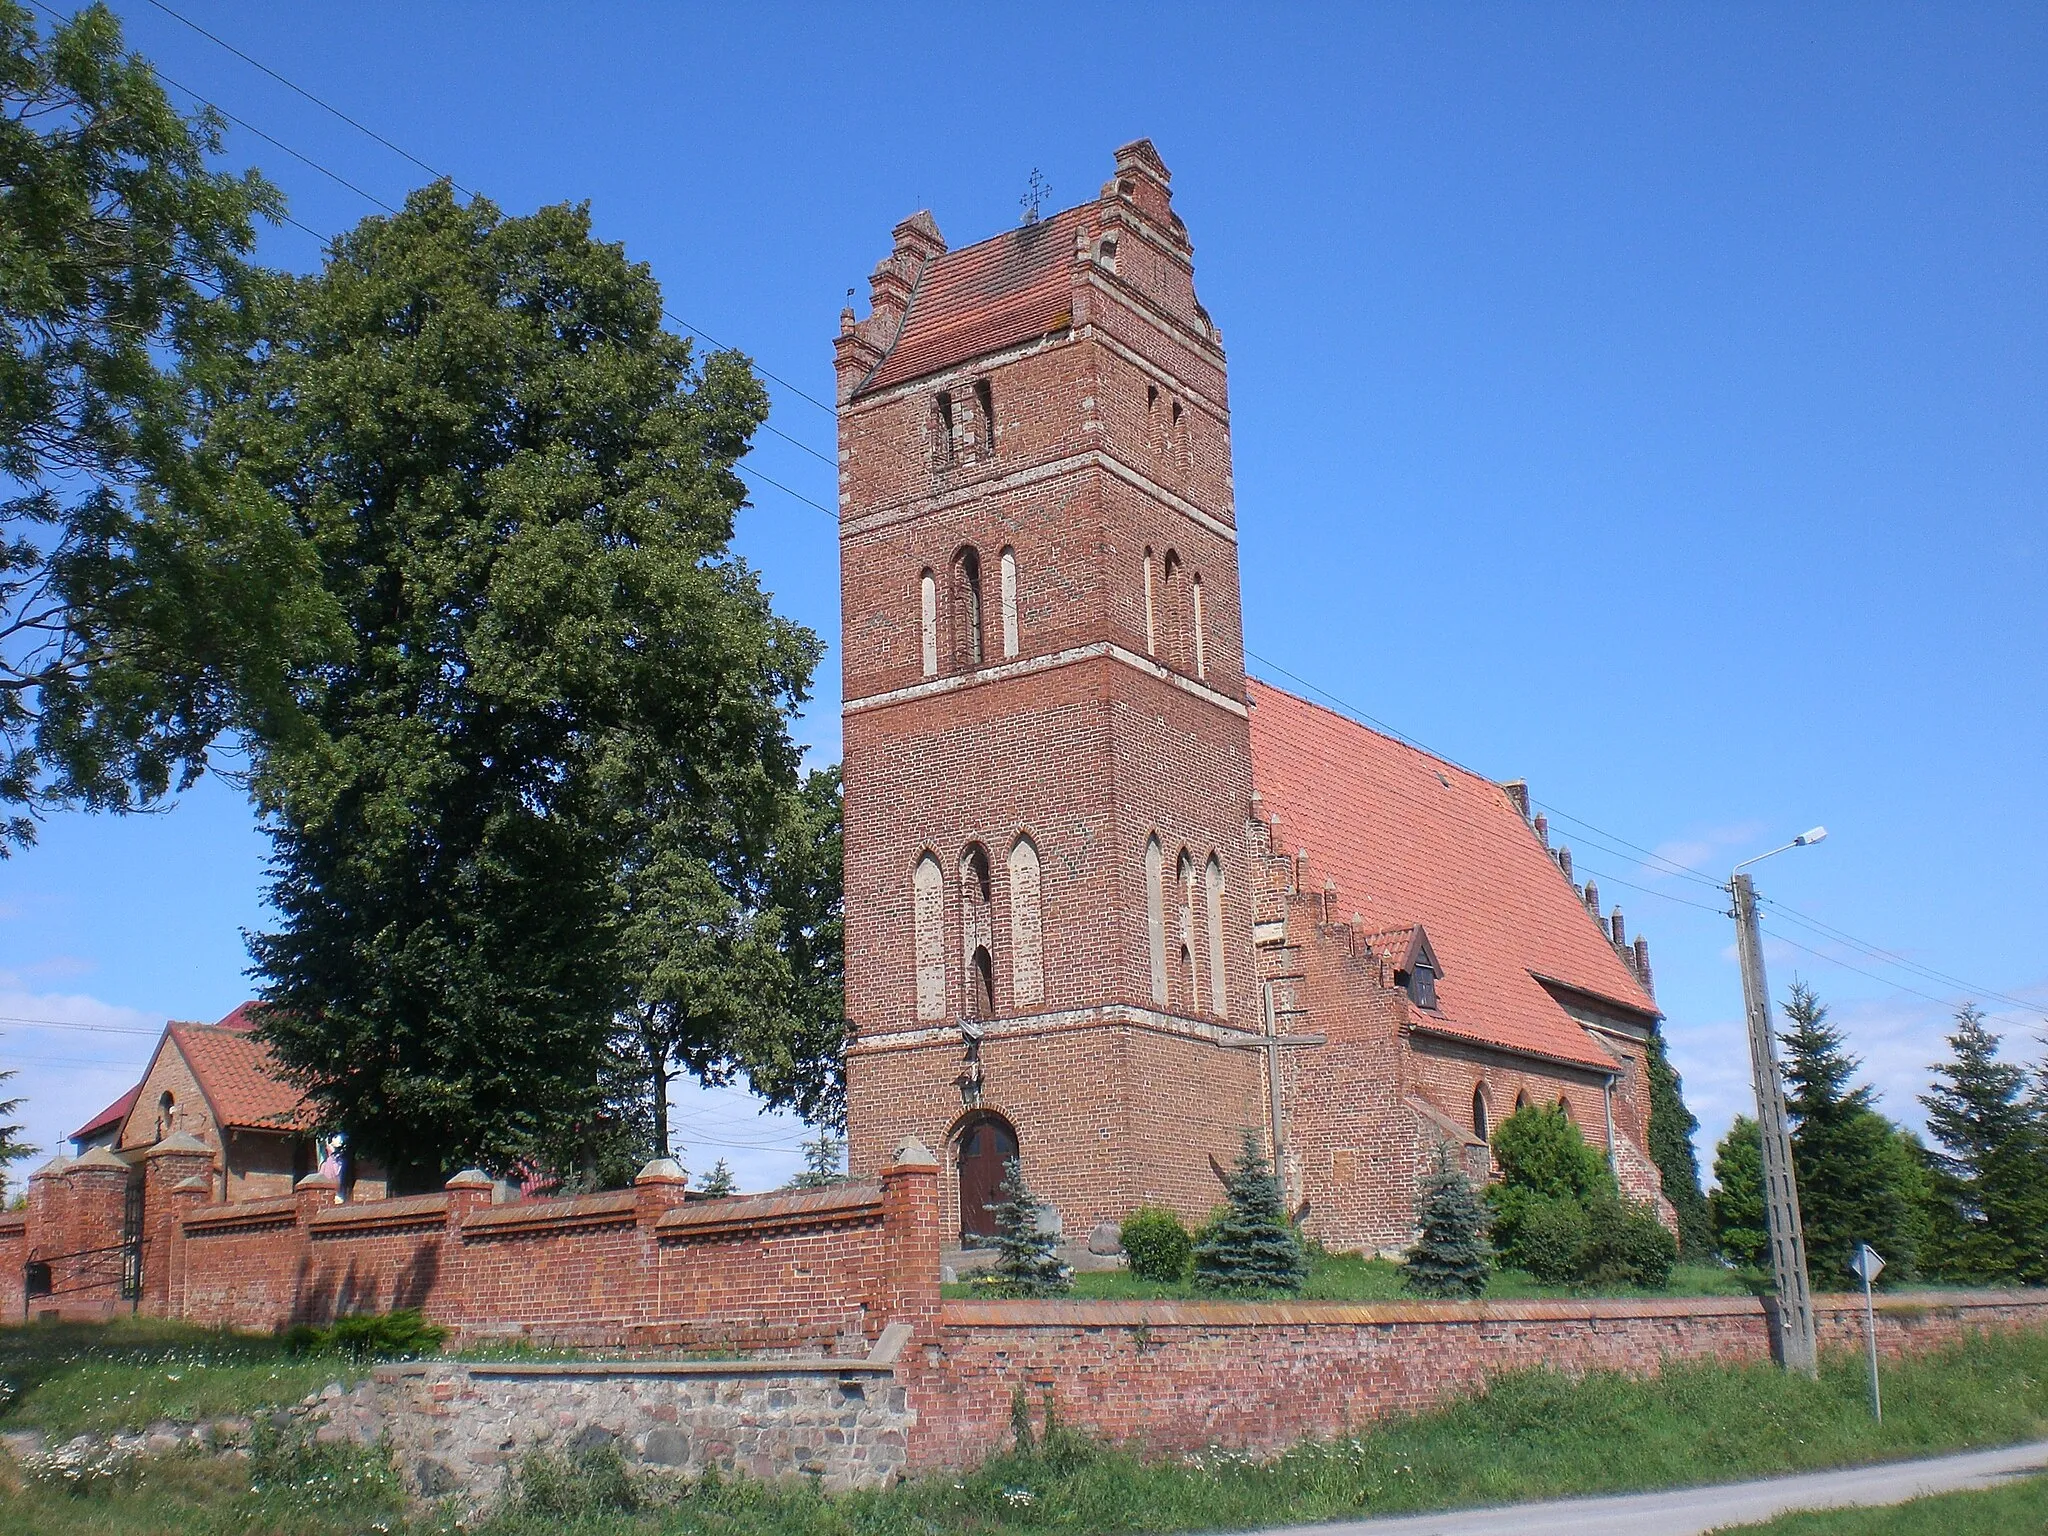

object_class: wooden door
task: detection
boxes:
[956,1114,1018,1244]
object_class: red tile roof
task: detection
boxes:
[70,1085,140,1143]
[1247,681,1655,1071]
[169,1004,316,1134]
[855,207,1087,396]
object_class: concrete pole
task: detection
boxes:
[1731,872,1818,1377]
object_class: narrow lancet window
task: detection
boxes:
[1204,853,1227,1018]
[960,843,994,1018]
[934,390,955,464]
[1145,835,1167,1006]
[953,547,983,670]
[919,569,938,678]
[1191,575,1207,679]
[1008,836,1042,1006]
[999,547,1019,659]
[1142,548,1157,655]
[913,853,946,1021]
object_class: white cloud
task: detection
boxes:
[0,982,165,1180]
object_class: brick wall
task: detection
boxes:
[904,1290,2048,1470]
[12,1145,942,1351]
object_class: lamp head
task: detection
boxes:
[1793,826,1828,847]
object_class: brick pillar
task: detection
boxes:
[881,1136,942,1336]
[139,1133,215,1315]
[63,1148,136,1320]
[22,1156,70,1318]
[166,1175,213,1319]
[634,1158,691,1327]
[441,1169,494,1335]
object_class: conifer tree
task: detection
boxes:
[696,1158,737,1197]
[0,1063,32,1204]
[1920,1004,2048,1283]
[1645,1027,1712,1259]
[1779,980,1917,1283]
[1403,1141,1492,1298]
[982,1157,1068,1298]
[1193,1128,1308,1296]
[790,1131,845,1189]
[1709,1116,1768,1269]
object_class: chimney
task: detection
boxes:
[1533,813,1549,848]
[1634,937,1655,998]
[1556,845,1573,881]
[1502,780,1530,820]
[1583,880,1600,917]
[1610,907,1626,950]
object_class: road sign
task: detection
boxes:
[1851,1244,1886,1421]
[1849,1244,1886,1284]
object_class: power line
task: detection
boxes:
[1759,900,2045,1015]
[0,1014,162,1036]
[135,0,843,422]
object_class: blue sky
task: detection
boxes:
[4,3,2043,1200]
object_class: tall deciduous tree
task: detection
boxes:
[1644,1025,1712,1260]
[1919,1004,2048,1284]
[1779,980,1918,1283]
[232,185,820,1188]
[2,2,315,848]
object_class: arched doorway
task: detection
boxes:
[955,1111,1018,1245]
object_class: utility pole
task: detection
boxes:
[1731,869,1819,1377]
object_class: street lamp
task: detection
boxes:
[1729,826,1827,1377]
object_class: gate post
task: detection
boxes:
[141,1133,216,1315]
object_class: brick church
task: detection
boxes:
[835,140,1674,1255]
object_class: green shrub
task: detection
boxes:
[1583,1196,1678,1288]
[1490,1105,1614,1205]
[283,1308,447,1360]
[1501,1193,1590,1283]
[1121,1206,1194,1282]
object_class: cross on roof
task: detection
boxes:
[1020,168,1050,225]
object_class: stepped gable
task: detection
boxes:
[165,1004,315,1133]
[1247,680,1656,1070]
[854,205,1088,397]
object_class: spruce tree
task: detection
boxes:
[1779,980,1917,1283]
[696,1158,737,1197]
[983,1157,1068,1297]
[1645,1026,1712,1259]
[1920,1005,2048,1283]
[790,1131,845,1189]
[1402,1141,1492,1298]
[1193,1128,1308,1296]
[1709,1116,1768,1269]
[0,1064,32,1204]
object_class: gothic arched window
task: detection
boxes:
[999,547,1019,659]
[1472,1085,1490,1142]
[1144,834,1167,1006]
[960,843,994,1018]
[913,853,946,1021]
[1203,853,1227,1018]
[919,569,938,678]
[1008,836,1042,1007]
[952,547,984,671]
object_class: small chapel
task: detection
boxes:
[834,139,1677,1255]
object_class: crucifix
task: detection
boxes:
[1020,167,1050,225]
[1221,981,1325,1196]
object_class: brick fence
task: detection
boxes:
[904,1289,2048,1469]
[5,1142,2046,1476]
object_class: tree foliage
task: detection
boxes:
[789,1130,845,1189]
[1779,979,1918,1284]
[233,185,820,1187]
[1489,1103,1673,1288]
[1119,1205,1193,1283]
[0,1060,33,1202]
[1709,1115,1768,1270]
[695,1158,737,1198]
[1919,1004,2048,1284]
[1402,1141,1492,1298]
[1193,1129,1307,1296]
[1,1,310,848]
[1644,1025,1712,1260]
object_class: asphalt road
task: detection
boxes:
[1242,1438,2048,1535]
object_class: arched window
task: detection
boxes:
[1515,1090,1530,1113]
[952,548,984,671]
[155,1091,175,1142]
[955,1110,1019,1244]
[919,569,938,678]
[960,843,994,1018]
[1161,551,1184,669]
[934,390,956,464]
[1191,575,1207,680]
[1176,848,1199,1012]
[973,378,995,457]
[1008,836,1042,1007]
[1557,1096,1573,1120]
[999,547,1019,659]
[913,853,946,1021]
[1472,1085,1490,1142]
[1203,853,1227,1019]
[1142,548,1158,655]
[1144,835,1167,1006]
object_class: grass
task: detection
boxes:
[1714,1474,2048,1533]
[6,1322,2048,1535]
[0,1317,363,1441]
[945,1251,1757,1301]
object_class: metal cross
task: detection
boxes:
[1221,982,1326,1190]
[1020,168,1050,225]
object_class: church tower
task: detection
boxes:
[836,141,1267,1244]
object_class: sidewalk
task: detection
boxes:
[1243,1438,2048,1535]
